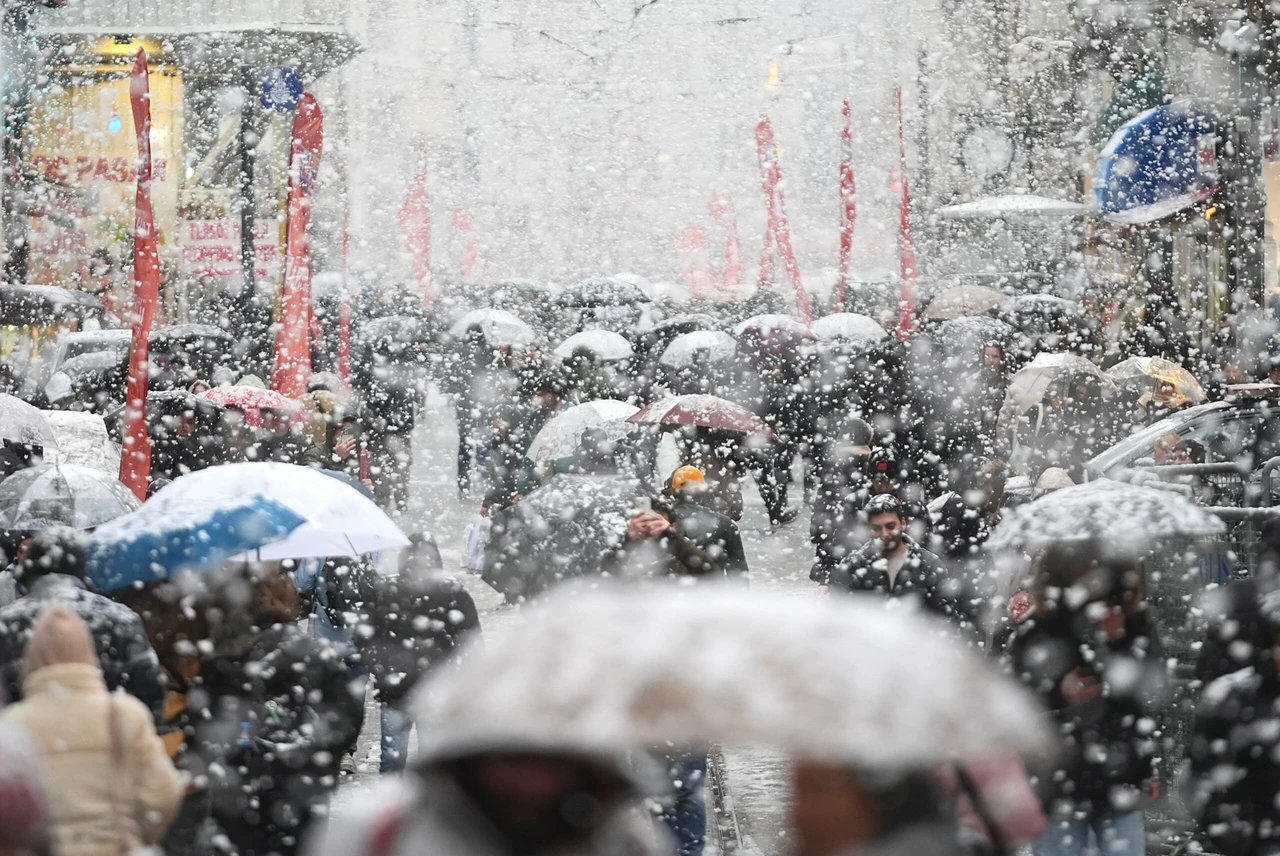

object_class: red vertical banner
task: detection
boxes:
[398,165,433,307]
[754,116,811,325]
[118,49,161,501]
[452,208,482,285]
[836,98,857,313]
[708,192,743,294]
[270,92,323,398]
[674,226,717,299]
[895,88,917,339]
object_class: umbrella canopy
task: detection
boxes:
[43,411,118,474]
[0,394,58,450]
[0,463,139,530]
[526,399,640,464]
[148,323,234,348]
[484,475,648,600]
[987,478,1225,552]
[197,386,296,428]
[448,308,536,348]
[553,330,635,362]
[152,462,410,560]
[359,315,430,349]
[44,351,127,407]
[935,316,1015,355]
[558,277,650,307]
[732,313,812,340]
[1107,357,1206,406]
[1003,352,1112,416]
[0,284,103,327]
[923,285,1009,321]
[85,494,306,593]
[659,330,738,368]
[811,313,887,343]
[628,395,776,439]
[417,585,1054,765]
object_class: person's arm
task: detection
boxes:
[122,697,185,844]
[116,615,167,725]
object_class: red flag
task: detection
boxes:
[836,98,857,313]
[270,93,323,398]
[398,166,432,307]
[754,116,811,325]
[118,49,161,501]
[674,225,717,299]
[708,192,744,294]
[895,88,917,339]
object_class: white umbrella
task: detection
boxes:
[449,308,535,348]
[1002,352,1111,417]
[923,286,1009,321]
[152,462,409,560]
[0,463,138,529]
[417,585,1054,766]
[987,478,1225,552]
[732,313,811,339]
[43,411,118,474]
[0,394,58,450]
[526,399,640,463]
[812,313,888,343]
[658,330,737,368]
[553,330,634,362]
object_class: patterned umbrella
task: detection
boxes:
[197,386,296,428]
[628,394,776,439]
[0,463,139,530]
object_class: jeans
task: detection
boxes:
[1034,810,1145,856]
[662,755,707,856]
[380,705,412,773]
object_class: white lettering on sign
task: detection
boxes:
[179,220,279,279]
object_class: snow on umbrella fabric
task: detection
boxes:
[0,463,139,530]
[448,308,535,348]
[659,330,738,368]
[558,277,650,307]
[552,330,635,362]
[733,314,816,361]
[526,400,640,464]
[1107,356,1206,405]
[152,462,410,560]
[416,585,1055,766]
[935,316,1015,355]
[85,493,307,592]
[923,285,1009,321]
[986,478,1225,553]
[0,394,58,450]
[1002,352,1113,417]
[811,313,887,343]
[197,386,296,429]
[627,394,776,439]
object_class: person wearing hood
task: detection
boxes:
[0,526,165,723]
[3,606,183,856]
[661,466,749,579]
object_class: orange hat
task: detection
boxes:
[669,466,706,491]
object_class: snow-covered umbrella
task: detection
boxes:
[448,308,536,349]
[986,478,1225,553]
[417,585,1054,765]
[733,313,816,361]
[658,330,737,368]
[558,277,650,307]
[0,463,139,530]
[923,285,1009,321]
[526,400,640,464]
[1107,356,1206,405]
[811,313,887,343]
[43,411,118,474]
[627,394,776,439]
[151,462,410,560]
[0,394,58,450]
[197,386,296,429]
[1002,352,1112,417]
[935,316,1015,355]
[553,330,635,362]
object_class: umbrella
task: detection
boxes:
[197,386,296,428]
[0,394,58,450]
[526,399,640,464]
[359,315,430,350]
[923,285,1009,321]
[152,462,410,560]
[1107,357,1206,406]
[658,331,738,368]
[85,494,306,593]
[986,478,1225,552]
[483,475,648,601]
[43,411,118,474]
[1002,352,1111,417]
[553,330,635,362]
[732,313,812,340]
[0,284,103,327]
[811,313,887,343]
[558,277,650,307]
[43,351,126,407]
[148,323,234,348]
[0,463,139,530]
[935,316,1015,355]
[416,585,1054,765]
[448,308,536,348]
[627,395,776,439]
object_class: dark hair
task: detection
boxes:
[865,494,905,520]
[18,526,87,587]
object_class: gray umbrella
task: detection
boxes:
[0,462,140,530]
[0,394,58,450]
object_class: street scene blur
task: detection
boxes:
[9,2,1280,856]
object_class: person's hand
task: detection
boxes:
[816,584,830,598]
[1060,667,1101,705]
[333,436,358,460]
[627,511,669,541]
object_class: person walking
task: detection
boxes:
[2,606,183,856]
[663,466,750,578]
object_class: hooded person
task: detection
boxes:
[661,466,749,578]
[2,606,184,856]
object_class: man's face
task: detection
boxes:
[982,345,1002,369]
[869,512,904,552]
[870,477,895,495]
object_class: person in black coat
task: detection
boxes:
[0,526,165,721]
[664,466,749,578]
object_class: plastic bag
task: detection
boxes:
[462,517,491,575]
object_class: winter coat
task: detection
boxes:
[246,433,309,465]
[356,573,482,707]
[668,496,749,577]
[1189,666,1280,856]
[0,575,165,721]
[826,537,974,628]
[1010,608,1165,814]
[191,622,364,839]
[603,521,725,581]
[3,663,183,856]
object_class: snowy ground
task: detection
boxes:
[336,389,814,853]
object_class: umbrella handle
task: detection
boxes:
[954,762,1010,856]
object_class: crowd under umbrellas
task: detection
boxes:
[5,272,1280,856]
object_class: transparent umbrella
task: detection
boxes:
[553,330,635,362]
[659,330,737,368]
[0,463,139,530]
[526,399,640,463]
[811,312,887,343]
[0,394,58,450]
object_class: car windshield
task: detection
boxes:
[1088,402,1229,473]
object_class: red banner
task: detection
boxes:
[270,93,323,398]
[708,192,744,293]
[118,49,161,501]
[754,116,811,325]
[399,166,433,307]
[674,225,717,299]
[895,88,917,339]
[836,99,857,313]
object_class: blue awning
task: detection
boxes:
[1090,101,1221,225]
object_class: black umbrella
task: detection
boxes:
[45,351,128,411]
[558,277,650,308]
[483,474,648,601]
[0,284,104,327]
[148,324,233,348]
